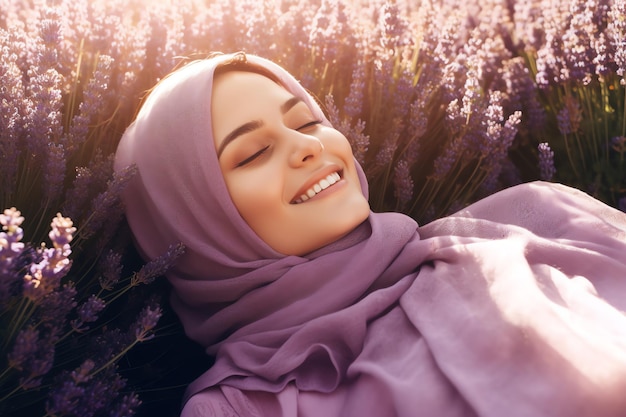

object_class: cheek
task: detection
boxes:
[224,170,285,229]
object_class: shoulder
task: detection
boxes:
[181,385,290,417]
[181,387,239,417]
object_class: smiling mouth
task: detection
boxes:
[291,171,342,204]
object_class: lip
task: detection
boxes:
[290,165,344,204]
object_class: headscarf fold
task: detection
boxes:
[115,53,626,416]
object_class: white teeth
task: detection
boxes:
[293,171,341,204]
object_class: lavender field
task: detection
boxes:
[1,0,625,415]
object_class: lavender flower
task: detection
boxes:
[344,61,366,120]
[349,119,370,167]
[49,212,76,248]
[0,208,25,261]
[324,94,370,165]
[47,364,127,417]
[7,326,55,389]
[131,242,185,286]
[393,159,414,208]
[0,34,25,198]
[46,377,86,415]
[373,118,402,171]
[44,142,66,203]
[99,250,123,291]
[110,393,142,417]
[538,142,557,181]
[63,54,114,155]
[309,0,354,63]
[80,164,137,240]
[22,213,75,302]
[133,304,163,342]
[608,0,626,84]
[71,359,96,384]
[556,96,583,136]
[376,1,410,53]
[72,295,106,332]
[562,7,595,83]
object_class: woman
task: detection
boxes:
[114,52,626,417]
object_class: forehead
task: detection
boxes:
[211,71,296,132]
[212,70,291,106]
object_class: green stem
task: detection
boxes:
[91,339,139,378]
[0,384,22,403]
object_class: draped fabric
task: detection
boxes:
[115,53,626,417]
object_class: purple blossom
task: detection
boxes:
[47,365,127,417]
[24,67,64,157]
[608,0,626,84]
[344,61,366,120]
[407,96,429,148]
[99,250,123,291]
[23,243,73,302]
[480,109,522,194]
[1,208,27,304]
[376,1,411,53]
[0,208,25,257]
[49,212,76,248]
[132,242,185,286]
[71,359,96,384]
[44,142,66,203]
[462,58,482,119]
[373,117,402,171]
[36,7,64,69]
[80,164,137,240]
[38,284,78,334]
[496,57,547,134]
[391,65,415,124]
[63,152,115,222]
[7,326,55,389]
[309,0,353,63]
[393,159,414,208]
[538,142,557,181]
[0,34,25,197]
[63,54,114,155]
[348,119,370,167]
[46,377,86,415]
[132,304,163,342]
[63,166,95,221]
[324,94,370,165]
[109,393,142,417]
[562,18,594,83]
[557,96,583,136]
[72,295,106,332]
[433,139,463,182]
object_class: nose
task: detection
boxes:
[288,132,324,167]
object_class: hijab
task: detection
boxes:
[115,53,626,416]
[114,52,423,392]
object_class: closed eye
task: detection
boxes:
[297,120,322,131]
[236,145,270,167]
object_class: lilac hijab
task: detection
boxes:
[115,53,626,417]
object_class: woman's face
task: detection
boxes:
[212,70,370,256]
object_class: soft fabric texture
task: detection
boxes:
[115,53,626,417]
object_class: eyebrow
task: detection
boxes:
[216,96,305,158]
